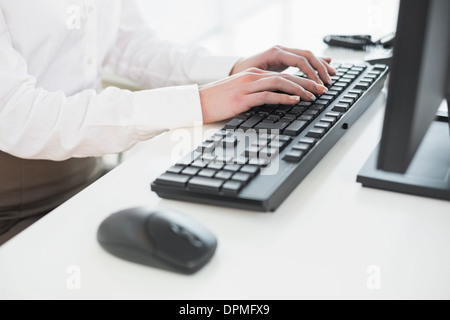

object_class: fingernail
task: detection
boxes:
[289,95,300,102]
[308,93,317,101]
[317,84,328,94]
[326,75,332,85]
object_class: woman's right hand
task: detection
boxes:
[199,67,329,124]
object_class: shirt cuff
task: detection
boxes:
[130,84,203,139]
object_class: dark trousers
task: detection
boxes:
[0,151,104,246]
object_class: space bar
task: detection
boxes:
[188,177,225,192]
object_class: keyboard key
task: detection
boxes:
[234,112,252,120]
[333,103,350,113]
[259,147,279,159]
[354,82,370,90]
[326,90,340,97]
[223,164,242,172]
[321,116,336,125]
[289,106,305,115]
[240,113,266,131]
[280,114,297,122]
[182,167,201,176]
[344,94,358,103]
[303,109,320,118]
[222,136,238,148]
[339,78,353,84]
[154,173,191,187]
[372,64,387,71]
[340,98,354,105]
[231,172,253,184]
[343,74,357,80]
[245,145,261,157]
[319,95,335,102]
[198,169,217,178]
[297,115,314,123]
[240,165,260,177]
[215,171,234,180]
[315,121,332,131]
[306,128,326,139]
[191,160,209,168]
[326,111,342,120]
[224,118,244,130]
[314,99,330,107]
[201,154,217,163]
[208,163,225,170]
[348,89,363,97]
[283,150,305,162]
[188,177,225,192]
[284,120,308,136]
[278,135,293,143]
[167,165,185,174]
[264,115,281,123]
[329,86,344,92]
[334,82,348,88]
[222,181,244,195]
[299,137,317,146]
[196,142,216,153]
[248,158,271,167]
[310,104,326,112]
[269,140,289,151]
[274,105,293,114]
[254,121,290,133]
[258,105,278,115]
[292,143,311,153]
[297,101,313,108]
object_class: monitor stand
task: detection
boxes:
[357,119,450,201]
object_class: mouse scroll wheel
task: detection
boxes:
[170,223,181,234]
[170,223,203,248]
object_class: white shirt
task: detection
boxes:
[0,0,240,160]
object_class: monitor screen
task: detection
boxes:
[357,0,450,200]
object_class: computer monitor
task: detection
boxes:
[357,0,450,200]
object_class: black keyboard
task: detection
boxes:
[151,62,389,212]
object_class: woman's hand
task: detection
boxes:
[199,45,336,124]
[199,67,329,124]
[231,45,336,86]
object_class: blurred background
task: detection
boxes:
[140,0,400,57]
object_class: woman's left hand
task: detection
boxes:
[230,45,336,86]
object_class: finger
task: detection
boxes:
[243,91,302,108]
[239,70,328,96]
[280,74,329,96]
[277,47,333,85]
[246,75,316,101]
[320,57,337,75]
[296,50,333,85]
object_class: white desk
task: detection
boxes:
[1,70,450,301]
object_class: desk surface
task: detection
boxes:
[1,65,450,300]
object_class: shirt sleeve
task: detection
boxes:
[0,6,205,161]
[0,1,244,161]
[104,0,242,88]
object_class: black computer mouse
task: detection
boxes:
[97,207,217,275]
